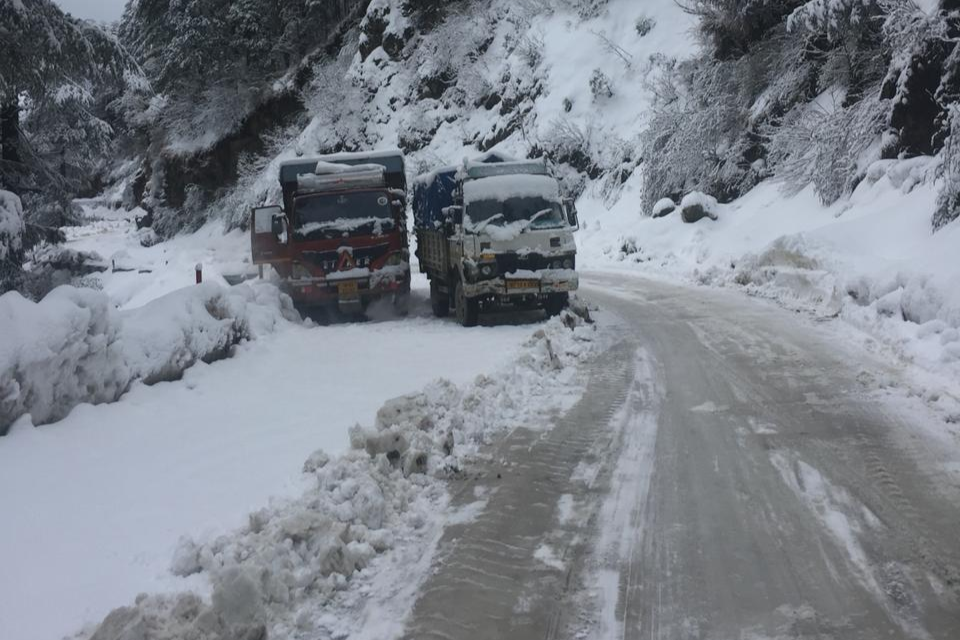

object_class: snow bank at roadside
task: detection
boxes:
[82,309,600,640]
[0,282,298,434]
[577,158,960,381]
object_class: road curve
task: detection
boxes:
[400,273,960,640]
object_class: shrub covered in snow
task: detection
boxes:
[0,190,25,294]
[0,282,298,434]
[635,14,656,37]
[589,69,614,101]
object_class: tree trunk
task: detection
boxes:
[1,97,21,165]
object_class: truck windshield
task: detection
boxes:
[294,191,395,240]
[465,197,565,232]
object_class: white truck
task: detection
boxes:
[413,154,579,326]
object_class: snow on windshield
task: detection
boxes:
[294,191,393,237]
[462,175,564,238]
[297,217,391,237]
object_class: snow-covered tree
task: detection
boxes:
[935,105,960,230]
[1,0,140,230]
[0,189,24,293]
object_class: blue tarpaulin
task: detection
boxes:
[413,151,518,228]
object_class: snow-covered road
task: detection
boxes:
[399,273,960,640]
[4,269,960,640]
[0,298,534,640]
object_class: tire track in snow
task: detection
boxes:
[400,340,638,640]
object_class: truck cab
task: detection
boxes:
[251,150,410,315]
[414,155,579,326]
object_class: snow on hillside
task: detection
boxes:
[231,0,960,392]
[576,157,960,387]
[276,0,960,390]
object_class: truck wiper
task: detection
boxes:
[520,209,555,233]
[469,213,504,234]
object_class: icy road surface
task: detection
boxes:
[402,273,960,640]
[0,306,532,640]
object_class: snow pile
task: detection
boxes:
[83,309,600,640]
[0,281,298,433]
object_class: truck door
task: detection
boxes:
[251,205,287,264]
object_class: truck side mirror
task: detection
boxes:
[251,205,287,264]
[252,205,282,234]
[445,205,463,225]
[563,198,580,230]
[269,213,288,245]
[442,205,463,235]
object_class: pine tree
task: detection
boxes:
[0,0,139,210]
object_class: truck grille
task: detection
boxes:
[302,244,391,271]
[496,253,573,273]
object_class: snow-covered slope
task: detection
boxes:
[576,156,960,384]
[214,0,960,387]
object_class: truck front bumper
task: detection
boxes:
[463,270,579,298]
[284,267,410,308]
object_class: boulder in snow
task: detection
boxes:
[680,191,719,223]
[651,197,677,218]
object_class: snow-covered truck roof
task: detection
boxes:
[279,149,405,191]
[413,152,552,228]
[297,166,388,195]
[462,174,560,205]
[279,150,405,213]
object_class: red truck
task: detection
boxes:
[251,150,410,315]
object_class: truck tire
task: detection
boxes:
[544,293,569,318]
[430,281,449,318]
[454,280,479,327]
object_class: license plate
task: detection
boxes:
[506,279,539,290]
[338,281,360,298]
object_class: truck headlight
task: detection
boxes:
[480,264,495,277]
[292,263,312,280]
[385,253,405,267]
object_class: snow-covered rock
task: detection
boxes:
[0,282,298,434]
[651,197,677,218]
[680,191,719,223]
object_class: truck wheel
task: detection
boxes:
[544,293,569,318]
[455,280,479,327]
[430,281,449,318]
